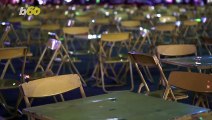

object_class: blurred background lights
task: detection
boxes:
[184,0,191,3]
[12,0,20,4]
[96,0,100,3]
[38,0,47,5]
[65,0,72,2]
[176,0,182,3]
[166,0,173,3]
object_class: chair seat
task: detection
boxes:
[0,79,20,90]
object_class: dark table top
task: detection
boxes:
[23,91,209,120]
[161,55,212,69]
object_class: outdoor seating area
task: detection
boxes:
[0,0,212,120]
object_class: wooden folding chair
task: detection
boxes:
[180,20,201,45]
[157,44,197,71]
[90,18,111,34]
[39,24,61,45]
[27,38,86,86]
[202,37,212,55]
[0,22,20,47]
[153,24,178,45]
[0,47,28,116]
[120,20,152,52]
[99,32,133,92]
[128,52,188,101]
[0,23,11,48]
[20,74,86,107]
[63,26,91,52]
[20,20,41,45]
[168,71,212,108]
[157,44,197,59]
[114,13,129,32]
[63,26,96,76]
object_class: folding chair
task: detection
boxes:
[0,22,20,47]
[119,20,151,52]
[99,32,133,92]
[128,52,188,101]
[114,13,129,32]
[157,44,197,71]
[39,24,61,45]
[180,20,201,45]
[20,74,86,108]
[157,44,197,59]
[0,47,28,116]
[20,20,41,45]
[153,24,178,45]
[202,37,212,55]
[0,23,11,48]
[26,38,86,86]
[90,18,111,34]
[168,71,212,108]
[63,26,90,52]
[63,26,96,76]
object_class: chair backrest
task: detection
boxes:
[75,16,92,25]
[183,20,198,26]
[0,47,28,81]
[159,16,176,23]
[155,24,176,32]
[169,71,212,93]
[93,18,110,25]
[100,32,131,58]
[131,16,145,21]
[128,52,157,67]
[8,17,23,23]
[121,20,141,28]
[40,24,60,31]
[157,44,197,58]
[63,27,89,35]
[114,13,129,21]
[20,74,86,107]
[21,20,41,28]
[101,32,131,42]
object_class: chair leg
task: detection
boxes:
[138,83,144,93]
[0,92,22,117]
[129,62,134,91]
[53,96,58,102]
[145,66,154,83]
[69,61,87,86]
[195,94,206,108]
[100,62,108,93]
[9,62,16,74]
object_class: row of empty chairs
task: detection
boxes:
[0,3,212,119]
